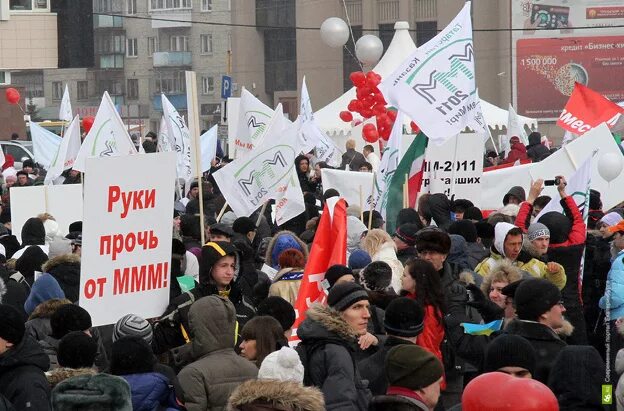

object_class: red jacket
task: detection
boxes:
[408,298,446,389]
[501,142,529,164]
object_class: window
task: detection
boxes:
[100,55,124,69]
[96,34,125,54]
[0,72,9,85]
[126,38,138,57]
[10,71,43,97]
[170,36,189,52]
[150,0,191,10]
[95,0,112,13]
[201,76,214,94]
[9,0,49,11]
[99,80,123,95]
[52,82,63,100]
[147,37,158,56]
[126,0,136,14]
[201,0,211,11]
[155,72,186,94]
[416,21,437,47]
[77,81,88,100]
[127,79,139,100]
[200,34,213,54]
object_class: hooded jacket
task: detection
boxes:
[501,141,528,164]
[599,250,624,319]
[265,231,309,271]
[269,267,304,306]
[0,335,51,411]
[370,243,403,294]
[46,367,97,389]
[24,298,70,342]
[347,217,367,255]
[178,296,258,411]
[526,134,551,162]
[122,372,180,411]
[42,254,81,303]
[20,217,46,247]
[0,275,28,321]
[228,379,325,411]
[296,304,372,411]
[51,373,132,411]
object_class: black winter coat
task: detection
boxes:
[297,304,372,411]
[0,336,51,411]
[359,337,414,396]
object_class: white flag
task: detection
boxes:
[157,116,174,152]
[30,121,62,169]
[506,104,529,149]
[213,110,305,225]
[45,115,82,184]
[234,87,274,156]
[535,153,594,222]
[300,76,314,123]
[380,2,485,143]
[59,84,73,123]
[200,125,218,172]
[73,91,137,172]
[374,112,404,218]
[162,94,195,182]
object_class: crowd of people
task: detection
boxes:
[1,133,624,411]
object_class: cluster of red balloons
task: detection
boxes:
[5,88,21,105]
[339,71,420,143]
[82,116,95,133]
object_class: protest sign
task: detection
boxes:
[10,185,83,244]
[321,168,375,210]
[30,121,62,169]
[79,152,176,326]
[422,132,484,204]
[556,83,624,135]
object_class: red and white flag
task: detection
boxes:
[557,83,624,135]
[290,197,347,342]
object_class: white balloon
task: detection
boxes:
[320,17,349,48]
[597,152,624,182]
[355,35,383,65]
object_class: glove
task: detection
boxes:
[466,283,504,323]
[446,282,468,316]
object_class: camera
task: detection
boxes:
[544,177,561,186]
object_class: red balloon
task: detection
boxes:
[360,108,373,119]
[349,71,367,88]
[366,71,381,86]
[356,87,369,100]
[387,110,398,121]
[372,104,387,116]
[362,95,375,108]
[82,116,95,133]
[410,121,420,134]
[339,110,353,122]
[373,93,387,106]
[362,123,379,142]
[5,88,20,105]
[347,99,359,112]
[463,372,558,411]
[380,126,391,140]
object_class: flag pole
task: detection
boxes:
[185,71,206,244]
[256,201,269,227]
[359,185,364,222]
[368,172,376,230]
[216,202,229,222]
[403,173,409,208]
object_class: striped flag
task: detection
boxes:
[384,133,428,234]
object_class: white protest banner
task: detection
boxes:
[200,125,218,172]
[157,116,174,153]
[234,87,274,156]
[10,185,83,244]
[30,121,62,169]
[380,2,486,143]
[79,152,176,326]
[59,84,73,123]
[162,94,195,183]
[322,168,375,210]
[45,115,82,184]
[74,91,137,172]
[422,132,484,204]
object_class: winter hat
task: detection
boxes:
[394,223,420,247]
[463,206,484,221]
[501,279,524,299]
[270,233,305,269]
[209,222,235,238]
[527,222,550,241]
[348,249,372,270]
[601,212,623,227]
[232,217,256,235]
[0,304,25,345]
[452,199,474,213]
[110,336,156,376]
[484,334,537,375]
[258,346,305,383]
[608,220,624,234]
[68,221,83,234]
[538,211,571,245]
[57,331,98,369]
[112,314,153,345]
[220,211,237,226]
[51,373,132,411]
[21,217,46,245]
[385,345,444,390]
[449,220,478,243]
[324,264,354,289]
[24,273,65,316]
[256,296,296,332]
[360,261,392,292]
[15,245,49,282]
[327,282,369,312]
[48,237,72,258]
[362,210,384,229]
[503,186,526,205]
[384,297,424,337]
[22,159,35,169]
[396,208,422,228]
[199,241,238,285]
[475,221,495,241]
[514,278,561,321]
[51,303,92,339]
[416,229,451,255]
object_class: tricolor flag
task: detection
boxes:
[373,111,403,224]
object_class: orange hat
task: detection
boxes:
[608,220,624,234]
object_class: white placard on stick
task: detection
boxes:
[79,152,177,326]
[10,185,83,244]
[321,168,375,210]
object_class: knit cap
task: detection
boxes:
[385,345,444,390]
[360,261,392,292]
[112,314,153,345]
[327,282,369,312]
[0,304,25,345]
[323,264,354,290]
[601,212,623,227]
[527,222,550,241]
[514,278,561,321]
[51,304,92,339]
[258,347,305,383]
[348,249,372,270]
[383,297,424,337]
[394,223,420,247]
[58,331,98,369]
[232,217,256,235]
[484,334,537,375]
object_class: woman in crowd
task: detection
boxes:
[239,315,287,367]
[361,229,404,293]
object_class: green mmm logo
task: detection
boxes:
[246,110,271,141]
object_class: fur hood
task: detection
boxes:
[42,253,80,273]
[28,297,71,320]
[555,319,575,337]
[47,367,97,388]
[297,303,358,342]
[228,380,325,411]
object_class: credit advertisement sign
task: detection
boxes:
[512,0,624,119]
